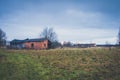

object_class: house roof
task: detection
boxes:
[26,38,47,42]
[10,39,24,44]
[10,38,48,44]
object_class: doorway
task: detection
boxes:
[31,43,34,48]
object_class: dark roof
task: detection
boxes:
[10,39,24,44]
[10,38,48,44]
[96,44,120,47]
[26,38,47,42]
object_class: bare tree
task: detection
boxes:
[40,27,60,48]
[0,28,6,47]
[40,27,57,42]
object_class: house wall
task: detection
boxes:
[24,40,48,49]
[10,43,25,49]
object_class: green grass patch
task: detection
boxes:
[0,48,120,80]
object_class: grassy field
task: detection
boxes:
[0,48,120,80]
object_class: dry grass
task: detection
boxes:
[0,47,120,80]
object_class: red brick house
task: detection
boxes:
[10,38,50,49]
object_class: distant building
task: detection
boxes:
[74,43,96,48]
[62,41,96,48]
[96,44,118,47]
[10,38,50,49]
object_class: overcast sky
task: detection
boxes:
[0,0,120,44]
